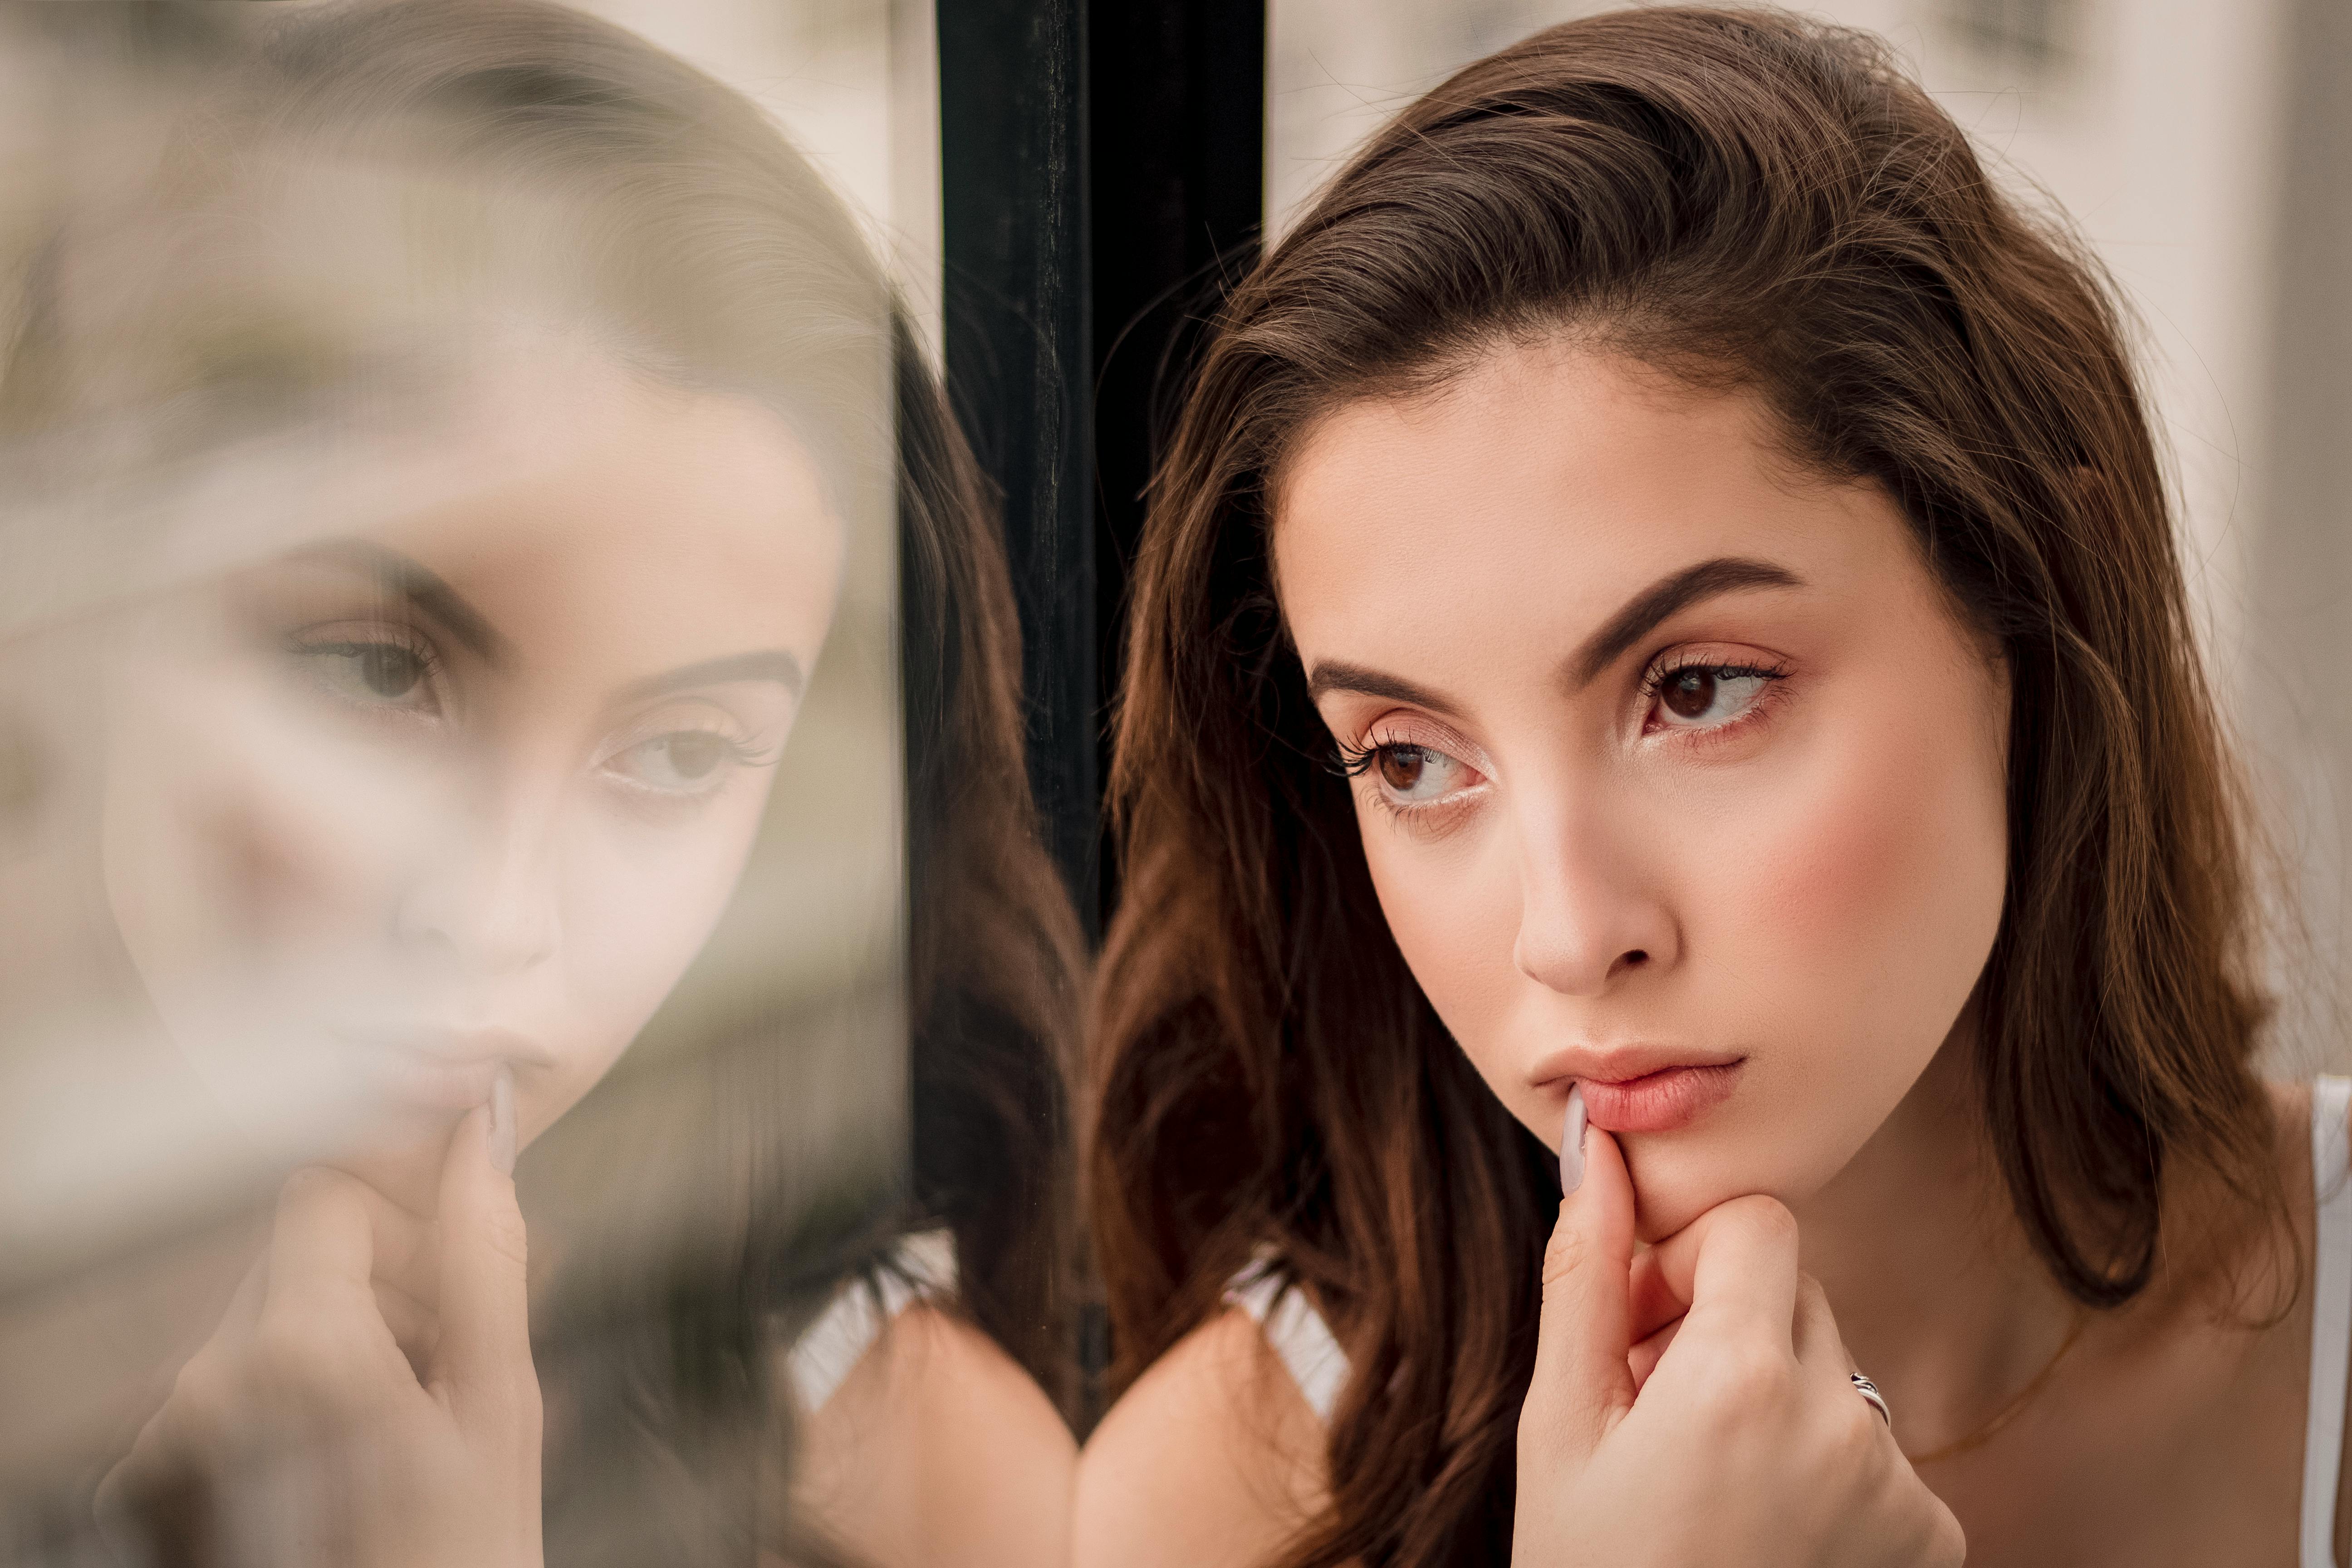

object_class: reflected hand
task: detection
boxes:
[1511,1124,1963,1568]
[99,1097,543,1568]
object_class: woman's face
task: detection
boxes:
[1274,339,2009,1240]
[98,359,842,1209]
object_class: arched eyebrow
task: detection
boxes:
[1563,556,1802,689]
[289,539,508,662]
[617,650,804,703]
[1302,555,1803,712]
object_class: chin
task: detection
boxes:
[1618,1135,1825,1244]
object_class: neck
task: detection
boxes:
[1787,1010,2079,1456]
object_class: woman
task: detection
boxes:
[0,4,1078,1565]
[1078,8,2322,1566]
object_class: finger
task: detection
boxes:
[1627,1316,1681,1393]
[1669,1195,1803,1354]
[1521,1092,1637,1466]
[258,1168,412,1406]
[374,1278,441,1374]
[428,1072,537,1424]
[1791,1274,1848,1377]
[357,1186,439,1313]
[208,1250,273,1355]
[1626,1242,1690,1348]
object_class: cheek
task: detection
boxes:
[535,781,774,1119]
[1679,678,2007,1169]
[1357,809,1527,1078]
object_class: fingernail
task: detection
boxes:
[488,1062,516,1176]
[1560,1083,1588,1194]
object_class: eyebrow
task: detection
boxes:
[290,539,509,663]
[617,650,805,703]
[1563,555,1803,689]
[1301,554,1803,712]
[1303,660,1465,716]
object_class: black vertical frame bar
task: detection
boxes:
[937,0,1265,1421]
[1088,0,1265,922]
[937,0,1099,937]
[936,0,1264,944]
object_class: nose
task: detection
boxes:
[1509,789,1677,997]
[392,777,563,977]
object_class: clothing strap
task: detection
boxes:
[785,1228,957,1414]
[1225,1258,1349,1424]
[2304,1075,2352,1568]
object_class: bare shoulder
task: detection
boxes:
[792,1306,1074,1568]
[1073,1306,1328,1568]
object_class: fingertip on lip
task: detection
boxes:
[1560,1083,1589,1193]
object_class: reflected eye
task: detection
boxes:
[602,729,747,794]
[1651,666,1778,730]
[288,628,446,717]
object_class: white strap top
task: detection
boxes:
[1225,1255,1349,1423]
[2305,1075,2352,1568]
[784,1228,957,1413]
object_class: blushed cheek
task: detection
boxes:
[1710,689,2005,1098]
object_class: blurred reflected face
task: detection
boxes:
[1274,340,2009,1239]
[98,360,842,1205]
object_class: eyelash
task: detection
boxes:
[1636,654,1791,736]
[1326,654,1793,817]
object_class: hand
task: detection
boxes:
[99,1091,543,1568]
[1512,1120,1964,1568]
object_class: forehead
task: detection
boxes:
[348,356,843,681]
[1273,342,1897,651]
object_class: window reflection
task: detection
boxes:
[0,5,1076,1565]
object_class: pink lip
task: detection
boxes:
[1572,1062,1744,1133]
[1527,1044,1748,1134]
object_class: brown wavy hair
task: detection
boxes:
[1089,8,2283,1563]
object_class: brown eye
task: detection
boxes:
[291,630,444,717]
[1663,668,1716,720]
[356,645,426,699]
[603,726,748,795]
[1377,745,1427,792]
[1651,665,1779,731]
[659,732,728,780]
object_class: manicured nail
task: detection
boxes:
[488,1062,516,1176]
[1561,1083,1588,1194]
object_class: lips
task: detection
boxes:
[1573,1062,1743,1133]
[1528,1045,1748,1135]
[329,1022,549,1113]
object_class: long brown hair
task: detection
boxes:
[1091,8,2281,1563]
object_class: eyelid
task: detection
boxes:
[1355,710,1488,772]
[1636,640,1794,685]
[282,618,452,713]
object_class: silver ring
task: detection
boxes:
[1850,1373,1891,1425]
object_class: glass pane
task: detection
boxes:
[0,5,1074,1565]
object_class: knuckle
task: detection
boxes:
[254,1316,359,1398]
[482,1205,530,1270]
[1539,1212,1592,1298]
[1827,1396,1882,1464]
[1691,1343,1785,1420]
[167,1355,236,1431]
[277,1165,346,1209]
[1931,1510,1970,1566]
[1721,1194,1799,1250]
